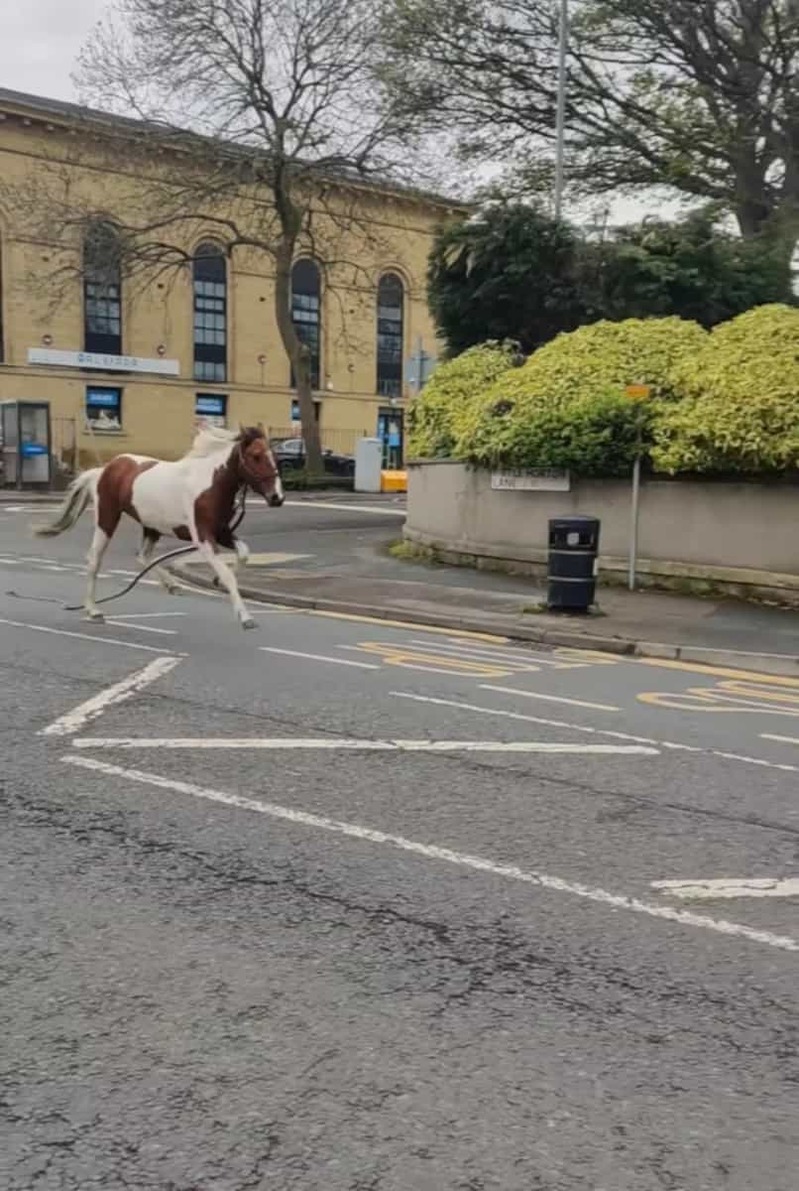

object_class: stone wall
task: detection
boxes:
[405,461,799,600]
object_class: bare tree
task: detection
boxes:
[382,0,799,262]
[10,0,434,472]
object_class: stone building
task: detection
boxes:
[0,87,460,471]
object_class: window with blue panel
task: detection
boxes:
[86,386,122,430]
[195,392,227,427]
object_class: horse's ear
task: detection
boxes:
[257,421,265,434]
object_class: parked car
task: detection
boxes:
[272,437,355,477]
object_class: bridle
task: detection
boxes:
[235,438,280,495]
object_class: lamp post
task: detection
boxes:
[554,0,569,219]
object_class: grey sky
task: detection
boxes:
[2,0,107,100]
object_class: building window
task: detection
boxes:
[85,385,122,431]
[290,258,321,390]
[193,242,227,383]
[290,398,321,423]
[376,272,404,398]
[195,392,227,428]
[83,221,122,356]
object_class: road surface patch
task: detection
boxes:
[61,754,799,954]
[0,616,182,655]
[391,691,799,776]
[39,656,182,737]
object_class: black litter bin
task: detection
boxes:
[547,515,600,613]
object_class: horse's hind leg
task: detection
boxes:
[136,529,180,595]
[84,523,114,621]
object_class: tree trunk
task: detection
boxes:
[273,241,324,476]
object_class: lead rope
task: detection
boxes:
[61,486,249,612]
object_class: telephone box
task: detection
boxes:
[1,401,52,490]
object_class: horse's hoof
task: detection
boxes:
[86,611,105,623]
[241,617,257,631]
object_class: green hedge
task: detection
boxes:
[409,307,799,477]
[459,388,650,476]
[652,304,799,474]
[452,317,703,475]
[406,341,519,459]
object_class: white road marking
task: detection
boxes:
[71,736,658,754]
[762,733,799,747]
[391,692,799,775]
[238,552,313,565]
[40,656,182,737]
[259,646,379,670]
[109,612,186,620]
[63,754,799,954]
[2,505,60,514]
[285,500,405,517]
[104,619,178,636]
[0,617,182,655]
[652,877,799,900]
[481,683,621,712]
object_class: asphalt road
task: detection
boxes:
[2,498,799,1191]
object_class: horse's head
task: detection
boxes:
[236,424,284,507]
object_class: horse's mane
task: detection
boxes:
[183,422,267,460]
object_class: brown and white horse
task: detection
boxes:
[35,423,284,629]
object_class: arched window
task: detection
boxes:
[193,241,227,383]
[376,272,404,398]
[290,258,321,390]
[83,221,122,355]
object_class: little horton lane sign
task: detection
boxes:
[490,468,571,492]
[27,347,180,377]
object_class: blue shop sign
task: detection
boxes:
[196,395,226,416]
[87,388,121,409]
[20,442,48,456]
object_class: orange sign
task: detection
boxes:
[625,384,652,400]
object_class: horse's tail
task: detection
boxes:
[33,467,102,538]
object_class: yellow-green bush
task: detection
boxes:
[652,304,799,473]
[460,388,651,475]
[405,341,519,459]
[453,316,705,473]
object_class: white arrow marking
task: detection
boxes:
[62,754,799,953]
[652,878,799,900]
[70,737,658,753]
[40,656,182,737]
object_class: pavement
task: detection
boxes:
[2,496,799,1190]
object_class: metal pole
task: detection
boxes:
[628,453,641,591]
[554,0,568,219]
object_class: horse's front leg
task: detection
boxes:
[210,526,249,590]
[189,520,255,630]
